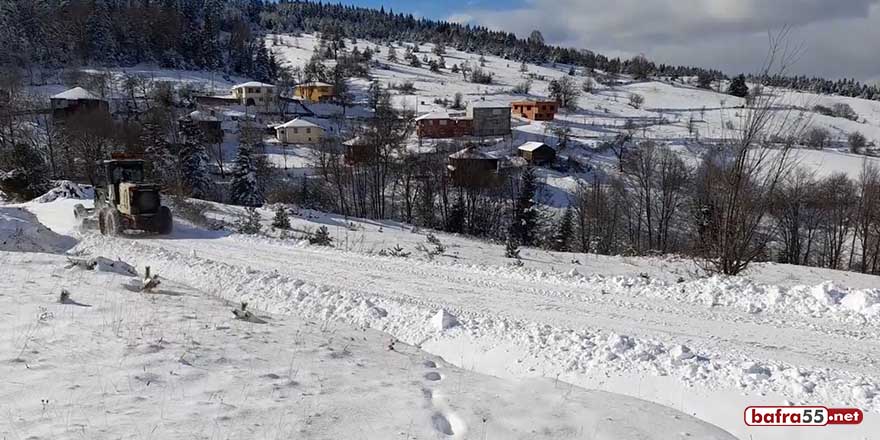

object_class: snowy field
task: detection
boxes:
[2,186,878,439]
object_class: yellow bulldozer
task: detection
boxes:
[74,155,173,235]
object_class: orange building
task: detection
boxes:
[511,100,558,121]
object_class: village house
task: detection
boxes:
[231,81,277,109]
[511,100,559,121]
[517,142,556,165]
[415,111,473,138]
[181,110,224,144]
[275,118,323,144]
[467,101,511,137]
[448,146,500,185]
[50,87,110,122]
[343,136,374,164]
[294,82,335,103]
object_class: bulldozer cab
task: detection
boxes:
[103,160,145,185]
[95,159,160,215]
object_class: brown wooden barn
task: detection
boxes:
[50,87,109,123]
[517,142,556,165]
[448,146,500,186]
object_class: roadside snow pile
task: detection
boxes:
[659,277,880,319]
[0,207,76,253]
[73,234,880,414]
[33,181,93,203]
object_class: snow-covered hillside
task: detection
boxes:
[5,184,879,439]
[266,33,880,198]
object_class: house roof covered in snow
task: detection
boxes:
[187,110,220,122]
[415,111,469,121]
[468,100,510,109]
[297,81,333,88]
[449,147,498,160]
[276,118,320,129]
[517,141,552,152]
[232,81,275,89]
[51,87,102,101]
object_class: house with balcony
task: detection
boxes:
[231,82,277,110]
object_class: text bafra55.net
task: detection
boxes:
[745,406,863,426]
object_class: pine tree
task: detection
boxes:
[230,145,263,207]
[552,208,574,251]
[87,0,118,64]
[182,143,212,199]
[253,41,273,82]
[728,74,749,98]
[180,120,212,199]
[387,45,398,62]
[272,205,291,229]
[510,167,540,246]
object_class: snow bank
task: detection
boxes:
[0,207,76,253]
[74,233,880,417]
[33,180,93,203]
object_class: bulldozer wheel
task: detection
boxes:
[156,206,173,235]
[102,208,123,236]
[98,210,107,235]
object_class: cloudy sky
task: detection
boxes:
[344,0,880,83]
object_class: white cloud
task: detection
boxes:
[457,0,880,81]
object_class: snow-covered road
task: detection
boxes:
[69,221,880,440]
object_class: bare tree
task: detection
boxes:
[694,28,809,275]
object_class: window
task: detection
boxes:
[306,128,311,133]
[439,120,448,126]
[492,109,502,115]
[293,128,299,134]
[308,137,312,142]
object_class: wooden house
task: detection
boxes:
[517,142,556,165]
[448,146,500,186]
[183,110,224,144]
[50,87,110,122]
[415,111,473,138]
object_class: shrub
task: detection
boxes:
[236,207,262,235]
[803,127,831,150]
[849,131,867,154]
[309,226,333,246]
[629,93,645,109]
